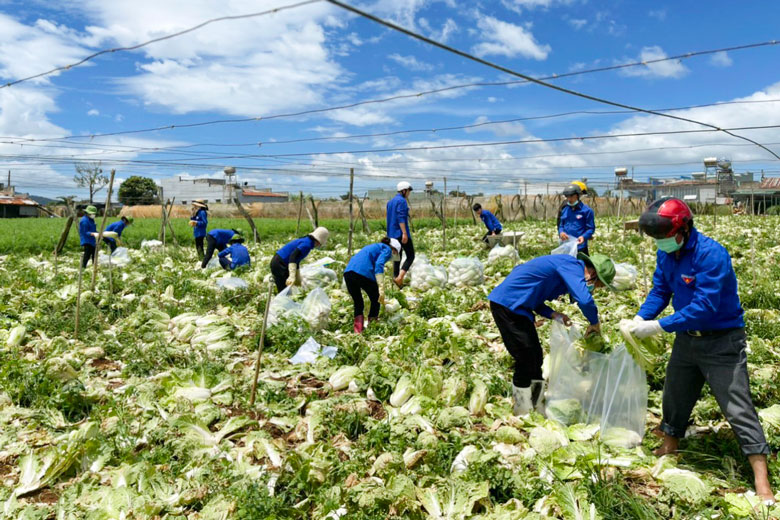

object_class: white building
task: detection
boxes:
[158,176,288,204]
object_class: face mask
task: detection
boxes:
[586,282,595,293]
[655,236,683,253]
[567,200,578,207]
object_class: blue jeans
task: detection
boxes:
[661,328,769,455]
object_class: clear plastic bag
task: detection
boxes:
[409,255,448,291]
[301,264,338,290]
[300,287,331,330]
[98,247,132,267]
[216,277,249,290]
[551,237,579,257]
[545,321,647,447]
[448,257,484,287]
[612,263,638,291]
[487,244,520,266]
[141,239,163,249]
[268,287,302,326]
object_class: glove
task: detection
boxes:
[376,274,385,304]
[630,320,664,339]
[286,263,298,287]
[189,220,197,227]
[632,315,645,322]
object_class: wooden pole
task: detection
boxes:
[250,283,274,406]
[91,169,116,291]
[454,185,460,233]
[158,187,166,242]
[75,260,84,338]
[295,191,304,235]
[357,194,369,234]
[308,196,319,229]
[54,201,75,276]
[165,197,179,245]
[234,196,259,243]
[347,168,354,257]
[442,177,447,251]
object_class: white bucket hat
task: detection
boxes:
[310,227,329,246]
[389,238,402,261]
[396,181,412,192]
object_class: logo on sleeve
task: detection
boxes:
[681,274,695,285]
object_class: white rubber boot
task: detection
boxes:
[512,385,533,416]
[530,379,546,414]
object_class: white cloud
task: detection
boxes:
[648,9,667,21]
[87,108,100,116]
[568,18,587,30]
[502,0,573,15]
[472,15,551,60]
[437,18,458,43]
[369,0,427,30]
[709,51,733,68]
[388,53,434,71]
[619,46,688,79]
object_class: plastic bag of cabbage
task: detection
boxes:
[487,244,519,265]
[409,255,448,291]
[268,287,331,330]
[612,263,638,291]
[98,247,132,267]
[448,257,484,287]
[551,237,579,257]
[301,257,338,290]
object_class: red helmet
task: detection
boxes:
[638,198,693,238]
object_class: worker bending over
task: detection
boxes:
[270,227,329,293]
[473,203,502,243]
[344,237,401,333]
[103,216,133,252]
[202,228,243,269]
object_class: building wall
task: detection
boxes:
[160,178,227,205]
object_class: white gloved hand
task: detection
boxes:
[630,320,663,339]
[286,263,298,287]
[376,274,385,304]
[632,315,645,322]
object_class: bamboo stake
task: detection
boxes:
[250,283,274,406]
[91,169,116,291]
[158,187,166,242]
[75,260,84,338]
[357,194,369,234]
[165,197,179,245]
[234,196,259,243]
[347,168,354,257]
[454,184,460,234]
[54,201,75,276]
[442,177,447,251]
[295,191,304,235]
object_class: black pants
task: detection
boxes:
[490,301,543,388]
[82,244,95,268]
[481,230,501,244]
[270,254,289,293]
[219,256,231,270]
[578,244,589,257]
[392,236,415,277]
[201,235,226,268]
[103,238,117,253]
[195,236,205,260]
[661,328,769,455]
[344,271,380,318]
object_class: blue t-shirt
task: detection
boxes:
[218,243,251,270]
[345,243,393,280]
[79,215,96,246]
[208,229,235,247]
[637,228,744,333]
[489,254,598,324]
[104,220,127,245]
[480,210,502,233]
[191,209,208,238]
[558,201,595,250]
[276,236,315,264]
[386,193,410,240]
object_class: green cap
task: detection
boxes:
[230,234,244,242]
[85,205,97,215]
[577,252,617,291]
[123,216,134,224]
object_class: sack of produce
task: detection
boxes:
[612,263,638,291]
[300,287,331,330]
[268,287,302,326]
[98,247,132,267]
[301,264,337,291]
[551,237,579,257]
[216,277,249,290]
[447,257,484,287]
[487,244,519,266]
[409,255,448,291]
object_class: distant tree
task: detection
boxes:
[449,190,467,197]
[73,162,108,203]
[119,176,159,206]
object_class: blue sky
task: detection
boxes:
[1,0,780,200]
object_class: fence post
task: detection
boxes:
[165,197,179,245]
[295,191,304,235]
[91,169,116,291]
[454,185,460,233]
[357,194,370,234]
[234,196,259,243]
[158,187,166,242]
[442,176,447,251]
[348,168,354,257]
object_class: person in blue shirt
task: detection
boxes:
[269,227,330,293]
[102,216,134,252]
[489,252,617,416]
[218,234,251,271]
[557,183,595,255]
[189,200,208,260]
[472,203,502,243]
[629,198,773,502]
[202,228,243,269]
[387,181,415,288]
[344,237,402,333]
[78,205,98,268]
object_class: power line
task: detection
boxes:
[0,0,322,89]
[326,0,780,162]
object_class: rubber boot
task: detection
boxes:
[511,385,533,416]
[530,379,546,414]
[353,315,365,334]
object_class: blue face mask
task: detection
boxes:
[567,200,578,207]
[586,283,595,293]
[655,236,683,253]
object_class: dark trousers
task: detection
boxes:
[661,328,769,455]
[578,244,589,257]
[219,256,231,270]
[344,271,380,318]
[82,244,95,268]
[201,235,225,268]
[195,236,205,260]
[103,238,117,253]
[392,236,415,277]
[270,254,289,293]
[490,301,543,388]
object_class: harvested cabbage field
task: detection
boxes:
[1,215,779,519]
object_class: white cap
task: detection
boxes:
[396,181,412,192]
[310,227,329,246]
[389,238,401,252]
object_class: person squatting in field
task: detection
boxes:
[217,233,251,271]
